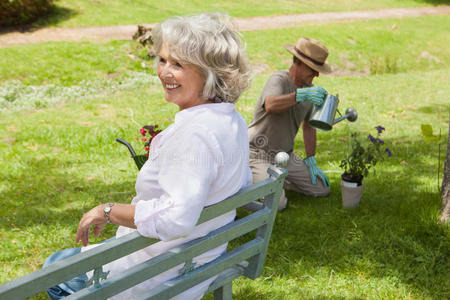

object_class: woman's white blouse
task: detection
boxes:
[83,103,252,299]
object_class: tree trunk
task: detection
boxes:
[440,115,450,222]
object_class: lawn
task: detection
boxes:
[1,6,449,300]
[35,0,450,28]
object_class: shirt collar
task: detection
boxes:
[174,103,235,124]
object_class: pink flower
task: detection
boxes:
[139,124,163,156]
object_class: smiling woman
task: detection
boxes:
[157,46,209,110]
[41,12,253,300]
[152,13,252,105]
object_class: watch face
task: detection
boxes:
[104,207,111,213]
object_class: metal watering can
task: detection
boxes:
[308,94,358,131]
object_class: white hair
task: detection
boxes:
[152,13,252,103]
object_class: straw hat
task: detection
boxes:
[284,37,332,74]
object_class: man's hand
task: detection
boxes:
[304,155,330,186]
[76,205,107,247]
[296,86,327,106]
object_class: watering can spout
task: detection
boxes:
[334,108,358,125]
[308,94,358,131]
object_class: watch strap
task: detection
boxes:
[104,203,115,224]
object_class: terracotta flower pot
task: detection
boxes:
[341,174,363,208]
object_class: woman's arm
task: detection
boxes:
[75,203,136,246]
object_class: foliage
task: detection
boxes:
[0,0,54,27]
[421,124,441,142]
[370,54,399,74]
[339,126,391,183]
[421,123,446,192]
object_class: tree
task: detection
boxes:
[440,115,450,222]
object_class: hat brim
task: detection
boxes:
[284,44,332,74]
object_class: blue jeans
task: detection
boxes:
[43,238,115,299]
[43,247,87,300]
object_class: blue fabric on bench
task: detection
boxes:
[43,247,86,299]
[43,238,115,299]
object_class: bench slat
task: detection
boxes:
[0,231,157,299]
[197,177,277,224]
[65,208,272,299]
[205,261,248,294]
[140,238,264,299]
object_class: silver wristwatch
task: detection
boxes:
[103,203,115,223]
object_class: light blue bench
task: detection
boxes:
[0,152,288,300]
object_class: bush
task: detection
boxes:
[0,0,54,27]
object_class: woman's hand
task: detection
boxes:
[75,203,137,246]
[75,205,107,246]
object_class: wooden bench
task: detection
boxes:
[0,152,288,299]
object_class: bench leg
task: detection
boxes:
[214,282,232,300]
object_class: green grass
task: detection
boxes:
[2,15,448,85]
[1,12,450,300]
[244,15,450,75]
[32,0,449,28]
[0,41,152,86]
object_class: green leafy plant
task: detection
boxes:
[421,123,444,192]
[340,126,391,184]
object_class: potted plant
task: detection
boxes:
[339,125,391,207]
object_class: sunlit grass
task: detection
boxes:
[36,0,447,28]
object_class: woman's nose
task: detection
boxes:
[159,64,174,79]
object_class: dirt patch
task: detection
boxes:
[1,6,449,47]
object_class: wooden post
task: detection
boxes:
[213,282,232,300]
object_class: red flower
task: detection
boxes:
[139,124,163,155]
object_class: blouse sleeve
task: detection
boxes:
[134,127,222,241]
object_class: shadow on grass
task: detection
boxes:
[233,286,355,300]
[1,134,448,298]
[33,4,78,28]
[416,0,450,4]
[259,134,449,299]
[417,104,449,115]
[0,156,135,229]
[0,153,139,285]
[0,5,77,34]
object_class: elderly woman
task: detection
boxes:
[44,12,252,299]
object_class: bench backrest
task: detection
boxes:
[0,165,287,299]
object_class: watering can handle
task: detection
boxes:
[333,111,347,124]
[116,138,137,157]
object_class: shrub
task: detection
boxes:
[0,0,54,27]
